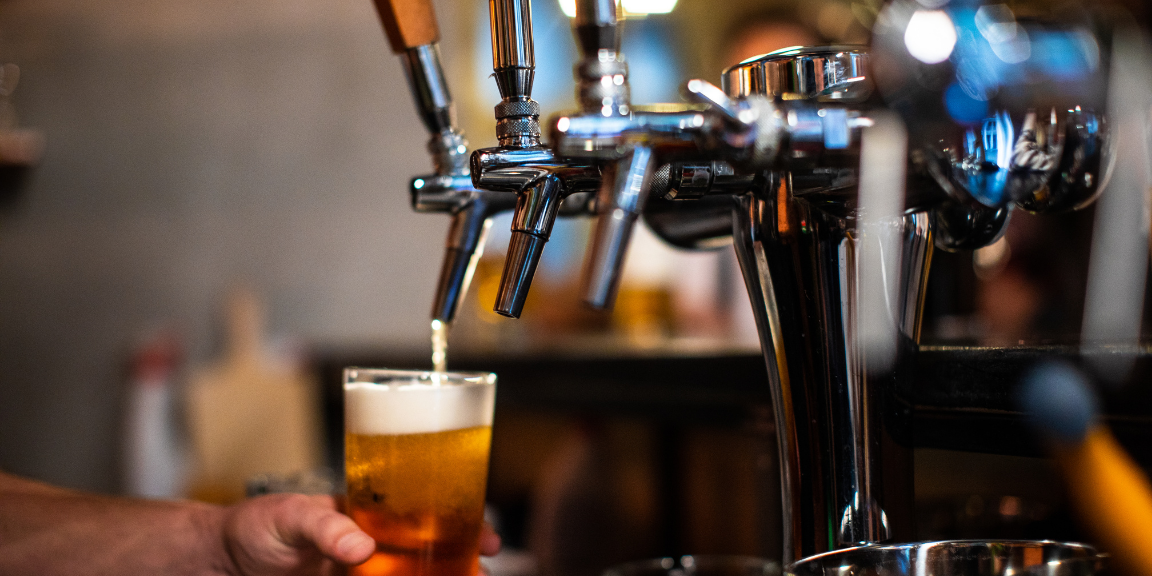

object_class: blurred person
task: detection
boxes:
[721,8,822,69]
[0,471,501,575]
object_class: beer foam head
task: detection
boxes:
[345,376,496,435]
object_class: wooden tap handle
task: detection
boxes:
[373,0,440,53]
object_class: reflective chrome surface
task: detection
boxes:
[870,0,1111,213]
[723,46,872,102]
[400,44,456,140]
[582,145,655,307]
[786,541,1101,576]
[411,175,517,322]
[732,188,927,562]
[476,0,602,317]
[489,0,535,100]
[468,145,600,318]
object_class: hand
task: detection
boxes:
[217,493,503,576]
[219,493,374,576]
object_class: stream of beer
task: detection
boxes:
[431,319,448,373]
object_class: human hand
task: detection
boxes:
[215,493,502,576]
[218,493,374,576]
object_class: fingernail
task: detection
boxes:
[336,532,375,558]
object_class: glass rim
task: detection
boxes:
[343,367,496,387]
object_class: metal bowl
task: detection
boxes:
[786,540,1102,576]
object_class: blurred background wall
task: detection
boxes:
[0,0,476,492]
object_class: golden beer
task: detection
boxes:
[344,370,496,576]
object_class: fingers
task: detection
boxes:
[479,521,502,557]
[270,494,375,565]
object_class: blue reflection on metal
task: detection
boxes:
[943,4,1100,106]
[944,82,989,124]
[1030,31,1100,79]
[957,110,1013,206]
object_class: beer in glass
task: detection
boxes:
[344,368,497,576]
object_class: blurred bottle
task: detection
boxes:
[121,329,187,499]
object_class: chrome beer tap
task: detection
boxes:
[371,0,517,324]
[472,0,601,318]
[550,18,1112,565]
[569,0,646,309]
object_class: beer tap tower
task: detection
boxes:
[373,0,1142,572]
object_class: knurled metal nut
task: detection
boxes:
[495,99,541,119]
[496,117,541,138]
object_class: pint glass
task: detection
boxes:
[344,368,497,576]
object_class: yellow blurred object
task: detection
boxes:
[612,286,672,347]
[1055,426,1152,576]
[185,288,322,504]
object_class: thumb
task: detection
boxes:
[269,495,376,565]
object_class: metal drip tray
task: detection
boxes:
[787,540,1101,576]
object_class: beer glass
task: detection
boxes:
[344,368,497,576]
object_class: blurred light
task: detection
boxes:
[973,236,1010,279]
[1031,30,1099,79]
[561,0,678,17]
[974,4,1016,43]
[944,82,989,124]
[904,10,957,64]
[816,2,855,41]
[975,5,1030,64]
[559,0,576,18]
[621,0,677,14]
[557,116,570,132]
[999,495,1021,517]
[413,178,425,189]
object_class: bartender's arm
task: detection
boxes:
[0,471,501,575]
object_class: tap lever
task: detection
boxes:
[684,79,744,124]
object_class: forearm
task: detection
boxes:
[0,473,232,576]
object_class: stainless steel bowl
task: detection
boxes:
[786,540,1102,576]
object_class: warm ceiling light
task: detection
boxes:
[559,0,577,18]
[904,10,957,64]
[559,0,678,18]
[621,0,677,14]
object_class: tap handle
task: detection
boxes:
[372,0,439,53]
[373,0,468,173]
